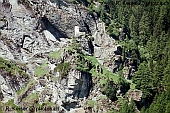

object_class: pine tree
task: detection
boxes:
[163,57,170,92]
[119,99,137,113]
[103,81,117,101]
[129,14,139,44]
[139,11,151,46]
[133,61,153,99]
[148,92,167,113]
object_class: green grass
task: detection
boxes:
[102,67,119,82]
[17,79,36,96]
[87,100,95,108]
[3,99,23,113]
[98,95,107,100]
[127,80,136,90]
[85,56,100,66]
[43,100,56,107]
[24,93,38,102]
[48,49,62,59]
[85,56,135,91]
[0,57,28,76]
[99,79,107,85]
[35,61,48,78]
[117,96,126,105]
[89,68,99,77]
[0,103,3,113]
[23,93,38,106]
[130,83,136,90]
[65,46,75,52]
[106,110,117,113]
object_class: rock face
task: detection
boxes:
[31,0,97,37]
[0,74,15,103]
[0,0,124,112]
[20,69,92,111]
[0,67,28,103]
[93,22,121,72]
[127,90,142,102]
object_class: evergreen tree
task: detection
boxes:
[103,81,117,101]
[119,101,128,113]
[129,14,139,44]
[165,103,170,113]
[119,99,137,113]
[163,57,170,91]
[133,61,153,99]
[148,92,168,113]
[139,11,151,46]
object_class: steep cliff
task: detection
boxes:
[0,0,139,113]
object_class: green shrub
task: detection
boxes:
[76,53,92,72]
[87,100,95,108]
[118,78,130,94]
[54,62,71,79]
[103,81,117,101]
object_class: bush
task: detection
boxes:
[103,81,117,101]
[118,78,130,94]
[87,100,95,108]
[54,62,71,79]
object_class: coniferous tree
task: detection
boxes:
[119,99,137,113]
[139,11,151,46]
[133,61,153,99]
[129,14,139,44]
[148,93,166,113]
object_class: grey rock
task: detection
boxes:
[0,0,123,112]
[0,20,6,28]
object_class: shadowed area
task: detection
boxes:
[40,16,68,41]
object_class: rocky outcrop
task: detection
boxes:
[0,0,128,112]
[15,68,92,111]
[127,90,142,102]
[92,22,122,72]
[0,66,28,103]
[30,0,97,37]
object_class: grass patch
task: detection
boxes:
[99,79,107,85]
[117,96,126,105]
[85,56,100,66]
[0,103,3,113]
[98,95,107,100]
[35,61,48,78]
[23,93,38,105]
[17,79,36,96]
[43,100,56,107]
[48,49,62,59]
[87,100,95,108]
[0,57,28,76]
[100,65,119,82]
[126,80,136,90]
[106,110,118,113]
[64,46,75,52]
[89,68,99,77]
